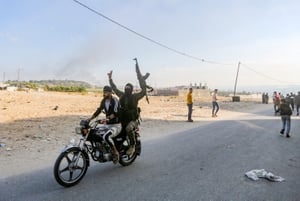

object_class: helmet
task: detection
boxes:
[103,85,112,93]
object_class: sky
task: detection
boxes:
[1,0,300,92]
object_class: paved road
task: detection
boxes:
[1,106,300,201]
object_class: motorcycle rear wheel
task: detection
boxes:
[119,140,140,166]
[119,152,138,166]
[54,148,88,187]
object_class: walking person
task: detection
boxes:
[262,93,266,104]
[290,92,295,111]
[186,87,193,122]
[279,99,292,138]
[212,89,219,117]
[295,91,300,116]
[273,91,280,115]
[265,93,269,104]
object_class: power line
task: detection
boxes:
[72,0,234,66]
[72,0,299,86]
[241,63,299,84]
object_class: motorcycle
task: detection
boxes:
[53,118,141,187]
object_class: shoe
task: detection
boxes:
[126,145,135,155]
[187,119,193,122]
[286,134,290,138]
[280,129,284,134]
[212,114,215,117]
[112,153,119,164]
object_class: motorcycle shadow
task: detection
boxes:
[0,161,141,200]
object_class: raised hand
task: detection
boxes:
[107,70,113,79]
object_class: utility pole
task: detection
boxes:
[233,62,241,102]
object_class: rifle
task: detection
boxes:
[133,58,153,103]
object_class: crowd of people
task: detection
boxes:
[187,89,299,138]
[271,91,300,116]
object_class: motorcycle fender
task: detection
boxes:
[60,146,90,167]
[60,144,78,153]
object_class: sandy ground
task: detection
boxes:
[0,90,263,178]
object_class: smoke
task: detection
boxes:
[55,34,120,84]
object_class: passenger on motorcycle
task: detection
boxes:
[88,85,121,164]
[108,71,146,155]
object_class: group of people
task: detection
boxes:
[88,71,146,164]
[186,88,219,122]
[186,88,299,139]
[272,91,300,116]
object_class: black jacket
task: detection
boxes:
[279,103,292,116]
[91,96,120,124]
[109,79,146,125]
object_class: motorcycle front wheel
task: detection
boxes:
[54,147,88,187]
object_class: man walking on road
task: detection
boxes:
[212,89,219,117]
[186,87,193,122]
[279,98,292,138]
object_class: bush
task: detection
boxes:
[43,85,87,92]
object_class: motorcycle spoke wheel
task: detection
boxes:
[54,149,88,187]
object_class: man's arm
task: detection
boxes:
[108,71,124,98]
[135,85,146,101]
[89,100,104,121]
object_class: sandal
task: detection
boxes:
[112,153,119,164]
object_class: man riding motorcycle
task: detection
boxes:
[88,85,121,163]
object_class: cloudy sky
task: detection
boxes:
[1,0,300,91]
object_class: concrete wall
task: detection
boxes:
[178,89,210,97]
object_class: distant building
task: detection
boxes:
[0,82,8,90]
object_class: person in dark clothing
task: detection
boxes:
[262,93,266,104]
[278,99,292,138]
[88,85,121,163]
[295,91,300,116]
[285,94,292,108]
[107,71,146,155]
[265,93,269,104]
[290,92,295,111]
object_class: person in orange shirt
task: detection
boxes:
[186,87,193,122]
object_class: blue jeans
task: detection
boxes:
[281,115,291,134]
[212,101,219,115]
[187,103,193,120]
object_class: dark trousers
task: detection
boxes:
[187,103,193,120]
[212,101,219,115]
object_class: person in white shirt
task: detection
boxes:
[212,89,219,117]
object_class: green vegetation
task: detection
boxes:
[5,80,93,92]
[44,85,87,92]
